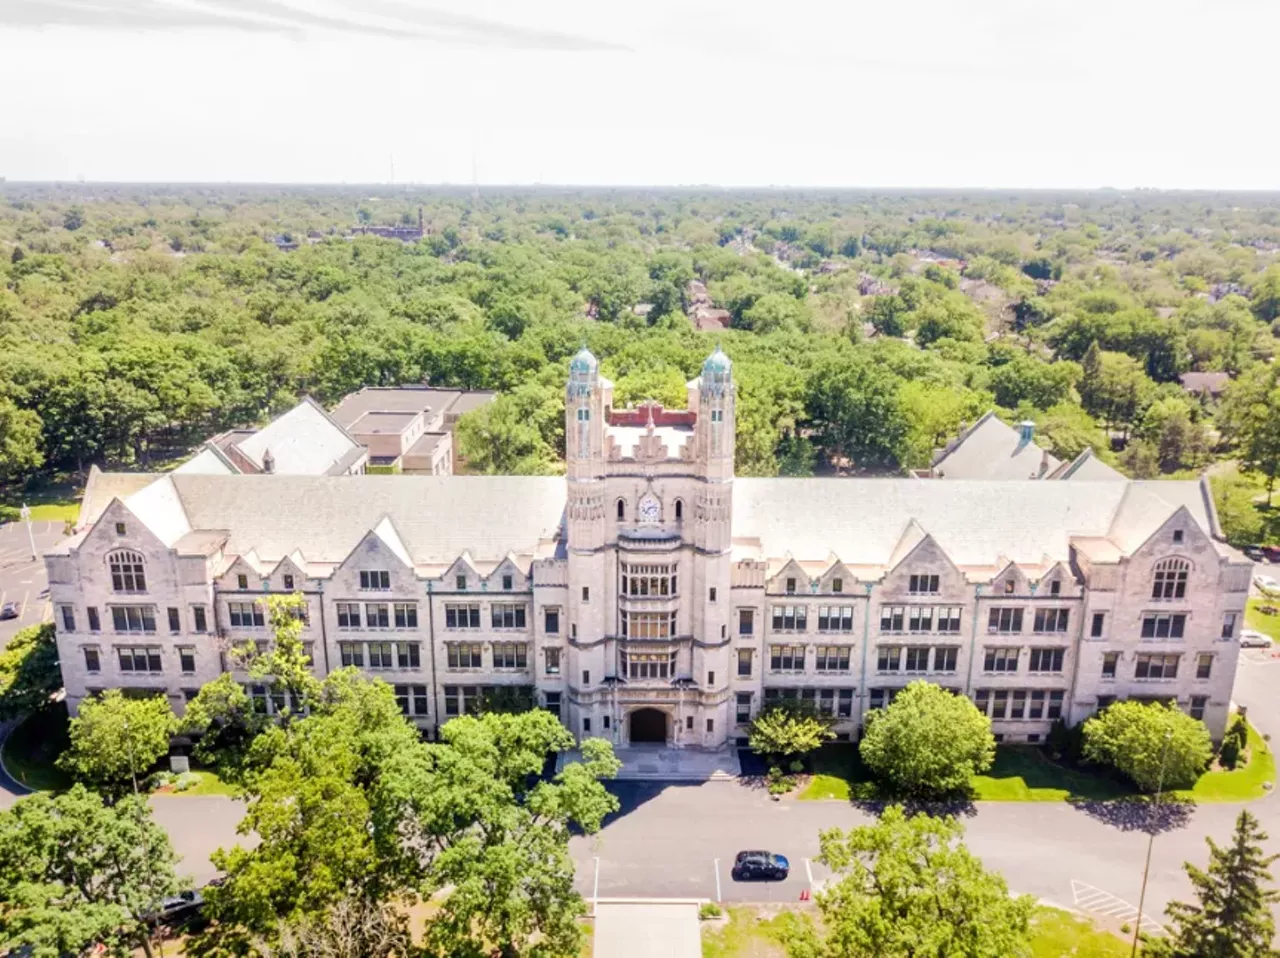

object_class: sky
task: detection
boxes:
[2,0,1277,189]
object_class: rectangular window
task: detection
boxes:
[544,608,560,634]
[1102,651,1119,678]
[583,718,592,733]
[111,606,156,633]
[394,684,430,717]
[903,646,930,673]
[545,648,561,675]
[1189,696,1208,721]
[988,608,1024,633]
[907,606,934,633]
[83,647,100,673]
[1096,694,1116,710]
[1009,689,1027,720]
[1091,612,1105,638]
[815,646,852,672]
[1141,614,1187,640]
[365,604,390,628]
[771,605,807,632]
[622,611,678,639]
[456,574,467,591]
[785,577,797,594]
[1033,608,1070,633]
[336,603,361,629]
[87,606,101,632]
[832,577,844,593]
[837,689,854,718]
[908,574,940,594]
[1152,564,1188,600]
[1196,653,1213,679]
[60,605,76,631]
[1025,690,1044,719]
[737,648,753,677]
[933,647,959,673]
[1028,648,1065,673]
[1135,652,1181,680]
[302,642,315,666]
[178,647,196,673]
[359,570,391,591]
[447,643,484,669]
[990,689,1009,720]
[624,650,678,679]
[116,646,162,673]
[877,645,902,672]
[880,606,905,633]
[769,645,805,671]
[393,603,418,629]
[192,606,207,633]
[736,692,752,724]
[582,586,590,602]
[502,574,513,591]
[1050,580,1061,596]
[937,607,962,633]
[706,718,714,734]
[543,691,561,719]
[983,647,1019,673]
[397,642,421,669]
[619,563,678,597]
[710,587,717,602]
[818,606,855,632]
[445,604,481,629]
[738,608,755,635]
[228,602,264,628]
[583,670,590,684]
[339,642,365,667]
[237,574,248,590]
[491,604,527,630]
[1047,691,1064,720]
[1221,613,1237,640]
[493,642,528,669]
[367,642,394,669]
[283,574,295,590]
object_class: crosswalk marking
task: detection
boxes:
[1071,880,1165,936]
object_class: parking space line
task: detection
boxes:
[1071,880,1164,935]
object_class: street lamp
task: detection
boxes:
[1131,726,1174,957]
[19,503,36,560]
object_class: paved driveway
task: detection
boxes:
[0,519,66,649]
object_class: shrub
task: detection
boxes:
[173,771,200,792]
[699,902,722,920]
[859,681,995,797]
[1219,714,1249,770]
[789,759,805,775]
[1082,700,1212,791]
[1047,717,1086,763]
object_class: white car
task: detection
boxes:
[1240,629,1273,649]
[1255,574,1280,593]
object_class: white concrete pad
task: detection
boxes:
[594,902,701,958]
[558,745,741,781]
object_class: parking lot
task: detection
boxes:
[0,519,67,649]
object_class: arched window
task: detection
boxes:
[108,550,147,593]
[674,499,683,521]
[1152,558,1189,600]
[616,498,626,521]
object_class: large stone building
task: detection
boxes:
[46,348,1250,747]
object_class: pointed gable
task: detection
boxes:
[992,560,1031,596]
[370,516,412,568]
[769,556,811,595]
[441,552,481,591]
[887,519,928,570]
[818,557,856,594]
[486,554,530,592]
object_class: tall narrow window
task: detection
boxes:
[674,500,683,521]
[616,499,626,520]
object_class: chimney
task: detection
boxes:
[1018,420,1036,445]
[262,448,275,474]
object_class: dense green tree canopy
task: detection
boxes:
[1082,700,1213,792]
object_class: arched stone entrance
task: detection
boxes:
[629,707,668,744]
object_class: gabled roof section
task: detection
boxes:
[930,412,1061,480]
[1056,448,1124,481]
[370,516,413,568]
[233,398,366,476]
[77,465,160,530]
[175,444,239,476]
[887,519,928,570]
[771,556,811,592]
[122,475,191,547]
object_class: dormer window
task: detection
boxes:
[237,574,248,590]
[785,577,797,595]
[1049,580,1061,596]
[456,575,467,591]
[502,574,513,591]
[108,551,146,593]
[832,577,843,594]
[1152,558,1189,600]
[283,574,295,591]
[1003,580,1015,595]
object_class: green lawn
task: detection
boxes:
[160,769,241,797]
[1246,598,1280,643]
[798,729,1274,804]
[0,483,81,524]
[2,704,73,791]
[699,905,1126,957]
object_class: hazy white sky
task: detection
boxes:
[2,0,1276,188]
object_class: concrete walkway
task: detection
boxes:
[594,901,701,958]
[559,744,741,781]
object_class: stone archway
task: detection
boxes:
[629,707,668,744]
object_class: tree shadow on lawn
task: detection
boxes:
[1067,794,1196,834]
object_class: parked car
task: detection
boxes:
[1243,545,1266,562]
[731,850,790,881]
[0,602,17,620]
[144,889,204,923]
[1240,630,1273,648]
[1264,546,1280,563]
[1254,574,1280,593]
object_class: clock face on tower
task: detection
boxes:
[637,494,661,523]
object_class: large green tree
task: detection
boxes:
[859,681,996,797]
[59,689,177,800]
[1147,810,1280,958]
[0,622,60,719]
[781,806,1034,958]
[0,786,182,958]
[747,700,836,764]
[1081,700,1212,792]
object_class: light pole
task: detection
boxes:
[1131,727,1174,957]
[19,503,36,560]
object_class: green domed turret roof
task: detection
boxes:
[702,346,732,375]
[569,346,598,375]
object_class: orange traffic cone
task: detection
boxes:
[799,889,809,901]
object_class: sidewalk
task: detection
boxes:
[594,900,701,958]
[558,744,741,781]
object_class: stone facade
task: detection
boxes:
[47,348,1250,745]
